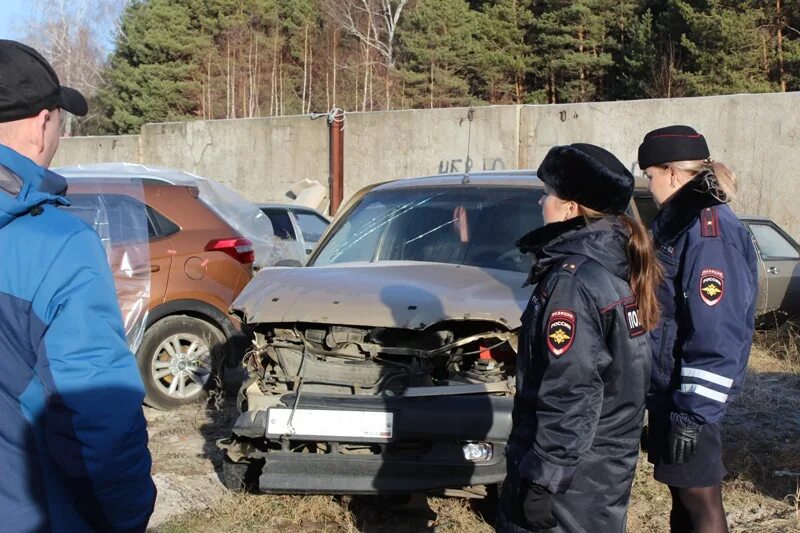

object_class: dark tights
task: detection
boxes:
[669,486,729,533]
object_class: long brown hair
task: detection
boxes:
[579,207,663,330]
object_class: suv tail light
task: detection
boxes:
[205,237,255,264]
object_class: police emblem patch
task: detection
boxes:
[700,268,724,306]
[546,309,576,357]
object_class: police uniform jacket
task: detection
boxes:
[648,172,758,426]
[501,216,651,533]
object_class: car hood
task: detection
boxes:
[232,261,531,330]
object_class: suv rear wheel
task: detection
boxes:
[138,315,225,410]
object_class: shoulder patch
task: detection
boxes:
[700,207,719,238]
[700,268,724,306]
[546,309,576,357]
[624,300,646,338]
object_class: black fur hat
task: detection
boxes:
[537,143,634,215]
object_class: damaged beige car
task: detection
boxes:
[219,172,547,496]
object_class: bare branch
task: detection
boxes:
[22,0,120,98]
[326,0,407,68]
[785,24,800,38]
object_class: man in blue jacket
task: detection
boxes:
[0,40,156,532]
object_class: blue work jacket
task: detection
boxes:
[0,144,156,532]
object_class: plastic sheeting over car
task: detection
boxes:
[56,163,306,269]
[60,178,151,353]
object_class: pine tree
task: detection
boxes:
[529,0,639,104]
[478,0,534,104]
[103,0,211,133]
[277,0,323,115]
[606,9,658,100]
[785,1,800,90]
[655,0,776,96]
[751,0,800,91]
[397,0,484,108]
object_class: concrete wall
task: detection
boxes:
[54,117,330,204]
[136,118,329,202]
[56,135,139,167]
[52,92,800,236]
[342,106,519,200]
[518,93,800,234]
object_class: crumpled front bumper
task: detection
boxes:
[221,392,513,494]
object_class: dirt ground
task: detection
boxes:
[147,347,800,532]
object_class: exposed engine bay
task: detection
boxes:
[219,319,518,494]
[238,321,518,412]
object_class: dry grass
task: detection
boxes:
[146,402,238,477]
[154,493,494,533]
[150,341,800,533]
[753,319,800,368]
[626,344,800,533]
[157,493,358,533]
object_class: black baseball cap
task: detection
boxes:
[0,39,88,123]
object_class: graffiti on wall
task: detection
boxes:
[437,157,506,174]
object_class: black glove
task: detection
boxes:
[521,482,557,530]
[668,413,701,464]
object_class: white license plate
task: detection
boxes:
[266,408,394,440]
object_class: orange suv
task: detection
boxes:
[60,173,254,410]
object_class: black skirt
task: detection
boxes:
[646,403,727,487]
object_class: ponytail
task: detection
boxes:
[618,214,662,331]
[669,159,738,203]
[709,161,738,202]
[578,207,663,331]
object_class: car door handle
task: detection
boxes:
[767,266,779,275]
[151,265,161,273]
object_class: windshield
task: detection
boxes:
[312,186,543,273]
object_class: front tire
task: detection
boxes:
[222,454,263,492]
[137,315,225,410]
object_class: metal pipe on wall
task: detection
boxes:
[328,108,345,216]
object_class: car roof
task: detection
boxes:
[54,162,204,186]
[370,170,649,192]
[374,170,542,190]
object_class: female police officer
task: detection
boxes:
[638,126,757,533]
[498,143,661,532]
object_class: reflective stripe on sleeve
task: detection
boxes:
[681,367,734,388]
[680,384,729,403]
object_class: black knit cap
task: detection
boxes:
[637,125,710,169]
[537,143,634,215]
[0,39,88,123]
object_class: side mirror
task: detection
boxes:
[274,259,303,268]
